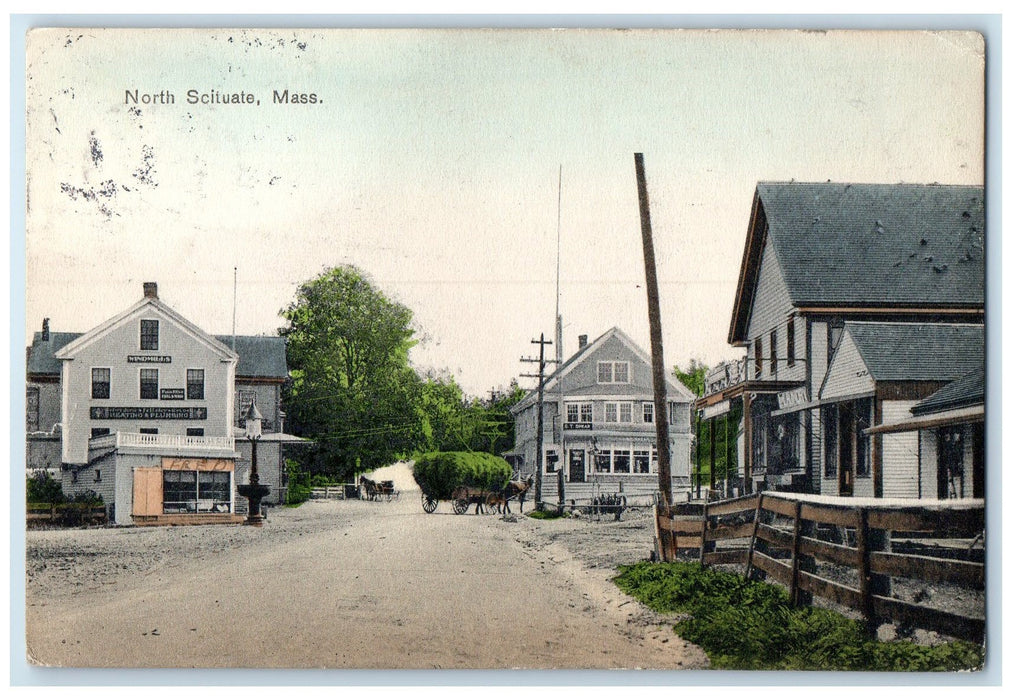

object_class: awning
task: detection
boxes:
[864,405,984,435]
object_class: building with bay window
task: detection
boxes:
[508,327,695,503]
[24,282,294,524]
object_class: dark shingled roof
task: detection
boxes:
[759,182,984,307]
[26,330,286,380]
[214,335,288,379]
[911,367,985,416]
[845,322,983,383]
[27,332,81,375]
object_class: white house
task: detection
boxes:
[508,327,695,503]
[26,282,295,525]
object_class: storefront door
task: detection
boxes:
[569,449,585,483]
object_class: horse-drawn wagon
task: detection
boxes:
[359,475,399,502]
[420,475,534,515]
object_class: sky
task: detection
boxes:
[24,28,984,396]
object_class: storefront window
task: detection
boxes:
[633,450,651,473]
[613,450,631,473]
[163,470,230,513]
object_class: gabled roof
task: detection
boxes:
[729,182,985,344]
[28,323,285,381]
[27,332,82,375]
[911,367,985,416]
[511,327,694,413]
[55,295,238,363]
[844,322,983,383]
[215,335,288,380]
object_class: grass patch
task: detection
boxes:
[614,561,983,671]
[527,508,567,520]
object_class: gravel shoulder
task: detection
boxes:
[25,486,707,670]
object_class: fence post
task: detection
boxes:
[856,508,877,634]
[789,499,803,605]
[557,469,566,514]
[745,493,764,580]
[653,502,662,561]
[699,500,710,567]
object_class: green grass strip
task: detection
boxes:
[613,561,983,671]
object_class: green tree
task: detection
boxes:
[469,380,526,456]
[280,266,422,479]
[414,370,472,453]
[674,358,707,397]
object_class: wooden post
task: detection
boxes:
[856,507,889,635]
[709,416,717,493]
[634,153,672,509]
[745,492,764,580]
[557,468,565,513]
[743,392,753,494]
[653,502,664,562]
[789,499,803,605]
[699,500,710,567]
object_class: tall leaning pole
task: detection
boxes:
[634,153,673,509]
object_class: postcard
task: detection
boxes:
[23,26,986,673]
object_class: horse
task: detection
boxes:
[483,488,508,515]
[502,474,535,513]
[359,475,378,501]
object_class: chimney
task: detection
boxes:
[41,318,50,341]
[143,282,158,299]
[578,334,588,349]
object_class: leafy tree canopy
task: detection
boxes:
[674,358,708,397]
[280,266,421,478]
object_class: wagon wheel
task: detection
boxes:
[453,498,469,515]
[422,495,438,514]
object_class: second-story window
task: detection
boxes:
[642,402,654,423]
[770,329,778,375]
[140,368,159,399]
[187,369,205,400]
[787,317,796,367]
[755,338,764,378]
[140,319,159,350]
[597,361,630,384]
[92,368,111,399]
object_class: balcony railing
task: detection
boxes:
[89,431,235,452]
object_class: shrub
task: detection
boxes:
[27,470,65,505]
[412,451,512,500]
[527,508,566,520]
[285,459,312,506]
[614,561,983,671]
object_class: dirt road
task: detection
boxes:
[26,482,707,669]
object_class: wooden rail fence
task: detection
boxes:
[27,503,108,527]
[655,492,985,643]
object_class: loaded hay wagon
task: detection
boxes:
[413,451,514,515]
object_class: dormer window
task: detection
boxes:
[140,319,159,350]
[597,361,630,384]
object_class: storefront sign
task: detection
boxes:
[777,387,809,411]
[128,355,172,363]
[91,406,207,420]
[563,422,593,431]
[161,457,233,471]
[160,388,185,400]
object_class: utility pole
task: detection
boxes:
[634,152,673,508]
[521,333,555,509]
